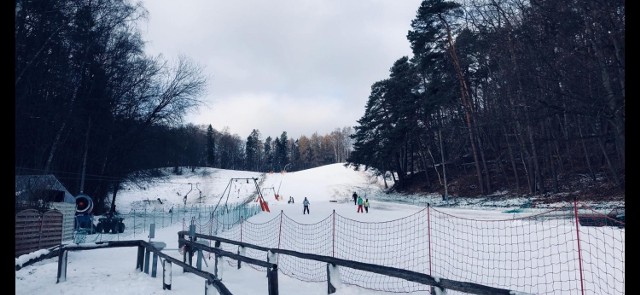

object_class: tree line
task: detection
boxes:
[142,124,353,174]
[15,0,353,214]
[346,0,624,198]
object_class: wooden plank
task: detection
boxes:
[15,229,40,235]
[15,209,64,257]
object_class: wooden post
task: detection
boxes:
[205,279,219,295]
[237,246,242,269]
[162,259,172,290]
[197,247,203,270]
[187,222,196,269]
[430,285,446,295]
[182,243,188,273]
[326,264,336,294]
[56,249,68,283]
[267,264,279,295]
[150,241,166,278]
[151,252,159,277]
[214,253,219,278]
[144,247,151,274]
[136,245,145,271]
[216,254,224,279]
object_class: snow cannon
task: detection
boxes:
[75,193,96,234]
[75,193,94,214]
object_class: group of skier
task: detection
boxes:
[352,192,369,213]
[290,191,369,215]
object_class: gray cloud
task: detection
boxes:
[140,0,422,139]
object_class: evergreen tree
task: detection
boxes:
[263,136,273,172]
[206,125,215,167]
[245,129,261,171]
[276,131,289,171]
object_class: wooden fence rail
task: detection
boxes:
[178,230,531,295]
[15,209,63,257]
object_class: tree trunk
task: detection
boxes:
[427,147,442,185]
[578,125,596,181]
[418,150,432,190]
[110,180,120,214]
[477,135,492,194]
[525,117,543,194]
[439,129,448,200]
[595,126,622,189]
[503,127,520,191]
[440,15,485,195]
[582,7,625,167]
[43,84,81,174]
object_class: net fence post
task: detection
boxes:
[572,197,586,295]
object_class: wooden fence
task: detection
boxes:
[16,224,530,295]
[15,209,63,257]
[178,229,524,295]
[49,202,76,241]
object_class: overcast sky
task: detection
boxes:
[139,0,423,139]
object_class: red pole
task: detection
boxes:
[573,197,585,295]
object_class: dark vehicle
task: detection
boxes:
[75,193,126,234]
[96,213,125,234]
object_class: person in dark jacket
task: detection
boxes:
[303,197,310,214]
[352,192,358,205]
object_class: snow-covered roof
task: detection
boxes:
[15,175,75,203]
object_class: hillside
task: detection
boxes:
[391,169,625,206]
[113,164,624,214]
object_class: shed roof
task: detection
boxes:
[15,175,75,203]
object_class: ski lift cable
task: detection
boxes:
[185,183,193,198]
[211,179,233,217]
[277,163,292,195]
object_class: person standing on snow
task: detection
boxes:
[356,195,364,213]
[303,197,310,214]
[364,198,369,213]
[352,192,358,205]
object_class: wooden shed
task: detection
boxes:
[15,175,77,252]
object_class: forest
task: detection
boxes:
[346,0,624,202]
[15,0,624,213]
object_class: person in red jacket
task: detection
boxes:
[356,195,364,213]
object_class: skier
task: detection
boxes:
[357,195,364,213]
[303,197,310,214]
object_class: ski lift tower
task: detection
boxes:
[212,177,270,215]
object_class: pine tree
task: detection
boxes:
[206,125,215,167]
